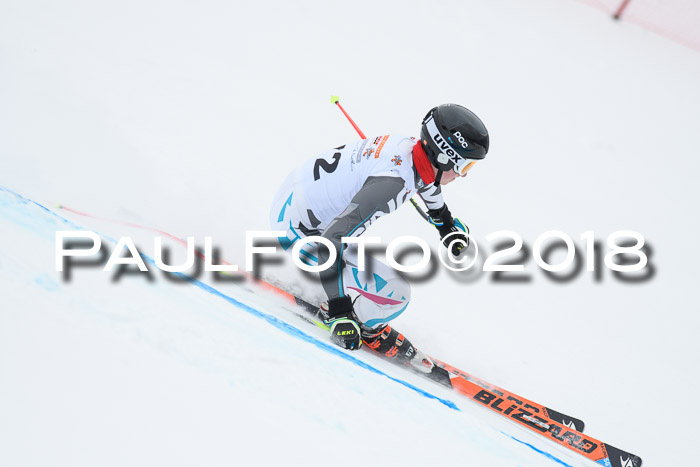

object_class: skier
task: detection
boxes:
[270,104,489,373]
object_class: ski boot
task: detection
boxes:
[361,324,452,386]
[361,325,433,372]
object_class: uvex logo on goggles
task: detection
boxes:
[426,117,460,160]
[432,132,460,161]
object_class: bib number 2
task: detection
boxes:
[313,147,343,181]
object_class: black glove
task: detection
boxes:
[326,296,362,351]
[427,204,469,256]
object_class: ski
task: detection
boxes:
[445,372,642,467]
[287,294,584,428]
[431,357,585,432]
[274,291,642,467]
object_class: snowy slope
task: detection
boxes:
[1,187,592,467]
[2,0,700,465]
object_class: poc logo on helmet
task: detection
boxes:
[453,131,469,149]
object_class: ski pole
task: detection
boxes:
[613,0,632,20]
[330,95,366,139]
[330,95,432,223]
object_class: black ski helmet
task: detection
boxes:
[420,104,489,174]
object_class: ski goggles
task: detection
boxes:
[455,159,477,176]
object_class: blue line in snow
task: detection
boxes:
[189,278,460,412]
[498,431,574,467]
[0,185,460,412]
